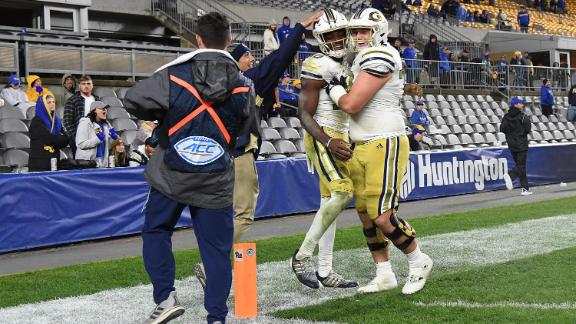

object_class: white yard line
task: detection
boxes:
[1,214,575,324]
[414,301,576,310]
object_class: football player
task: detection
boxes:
[290,8,358,289]
[327,8,433,294]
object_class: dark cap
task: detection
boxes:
[231,44,251,62]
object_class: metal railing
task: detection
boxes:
[151,0,201,35]
[0,42,18,73]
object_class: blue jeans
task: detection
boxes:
[142,187,233,323]
[567,106,576,121]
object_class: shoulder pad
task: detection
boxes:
[357,47,397,76]
[302,54,342,81]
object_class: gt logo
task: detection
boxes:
[369,11,383,22]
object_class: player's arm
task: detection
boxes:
[330,71,391,114]
[300,78,352,160]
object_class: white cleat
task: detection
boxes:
[357,271,398,293]
[503,173,513,190]
[402,253,433,295]
[521,188,533,196]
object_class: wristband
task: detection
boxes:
[324,137,333,147]
[328,85,347,106]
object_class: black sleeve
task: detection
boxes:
[238,85,261,140]
[124,69,170,121]
[30,118,70,149]
[523,115,532,134]
[499,116,508,134]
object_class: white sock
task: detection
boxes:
[406,245,423,265]
[317,218,337,277]
[376,261,392,277]
[296,193,350,260]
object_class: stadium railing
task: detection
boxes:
[0,41,18,74]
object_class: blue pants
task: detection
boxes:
[143,187,233,323]
[567,106,576,121]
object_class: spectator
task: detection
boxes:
[277,16,292,45]
[28,93,69,172]
[109,137,129,167]
[439,47,451,85]
[557,0,565,12]
[540,78,555,117]
[567,83,576,121]
[517,7,530,32]
[403,39,418,83]
[25,75,50,103]
[277,72,299,117]
[132,120,158,150]
[413,0,422,6]
[298,34,312,62]
[408,125,429,151]
[263,19,279,55]
[63,75,99,156]
[423,34,440,81]
[393,38,403,56]
[427,4,440,17]
[410,100,429,128]
[419,66,431,85]
[0,74,34,114]
[75,101,118,167]
[523,52,534,89]
[457,6,468,21]
[501,97,532,195]
[61,74,77,103]
[510,51,526,88]
[540,0,547,11]
[129,136,157,166]
[497,9,508,23]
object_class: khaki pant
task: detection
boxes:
[233,152,259,242]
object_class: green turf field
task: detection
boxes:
[1,196,575,324]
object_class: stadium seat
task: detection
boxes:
[2,149,28,167]
[0,106,26,120]
[473,124,486,133]
[267,154,287,159]
[447,134,460,146]
[291,152,307,159]
[94,87,117,98]
[485,124,496,133]
[116,87,130,99]
[285,117,301,128]
[450,102,461,110]
[121,130,138,146]
[445,116,457,125]
[279,127,300,140]
[440,108,452,117]
[468,116,480,124]
[485,95,494,103]
[111,119,137,131]
[537,123,547,131]
[484,133,497,145]
[404,101,415,110]
[107,107,131,120]
[457,116,467,124]
[403,95,413,102]
[439,101,451,110]
[294,139,305,152]
[500,102,509,110]
[542,131,554,141]
[530,115,539,123]
[437,95,446,102]
[472,133,486,145]
[262,128,281,141]
[427,102,439,110]
[566,123,575,131]
[547,123,557,131]
[497,132,506,143]
[0,132,30,149]
[451,124,463,134]
[259,141,276,156]
[463,124,474,134]
[55,106,64,119]
[531,132,543,141]
[563,130,575,141]
[267,117,287,128]
[479,115,490,124]
[549,115,559,123]
[476,95,485,102]
[553,130,564,140]
[453,109,464,117]
[260,120,269,128]
[490,116,500,124]
[101,96,124,108]
[446,95,456,102]
[466,95,475,102]
[274,139,297,154]
[26,106,36,120]
[0,119,28,133]
[540,115,549,123]
[434,116,446,125]
[429,109,441,118]
[456,95,466,102]
[491,102,500,110]
[557,123,566,131]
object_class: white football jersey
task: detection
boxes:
[301,53,349,133]
[348,44,406,142]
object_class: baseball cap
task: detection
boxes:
[416,100,425,106]
[90,101,110,112]
[409,39,416,44]
[8,74,20,85]
[510,97,524,107]
[412,125,426,136]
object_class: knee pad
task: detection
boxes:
[363,224,389,251]
[386,214,416,250]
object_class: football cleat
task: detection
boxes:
[402,253,433,295]
[357,271,398,293]
[143,291,185,324]
[291,250,319,289]
[316,271,359,288]
[521,188,533,196]
[193,263,206,290]
[503,173,513,190]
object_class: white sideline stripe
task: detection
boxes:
[414,301,576,310]
[1,214,575,324]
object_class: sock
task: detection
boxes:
[296,192,351,260]
[317,218,337,277]
[376,261,392,277]
[406,245,423,265]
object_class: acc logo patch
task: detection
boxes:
[174,136,224,165]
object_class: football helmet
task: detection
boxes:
[347,8,389,51]
[313,8,348,59]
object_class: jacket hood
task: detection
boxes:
[61,73,77,90]
[191,52,240,102]
[27,75,41,88]
[429,34,437,42]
